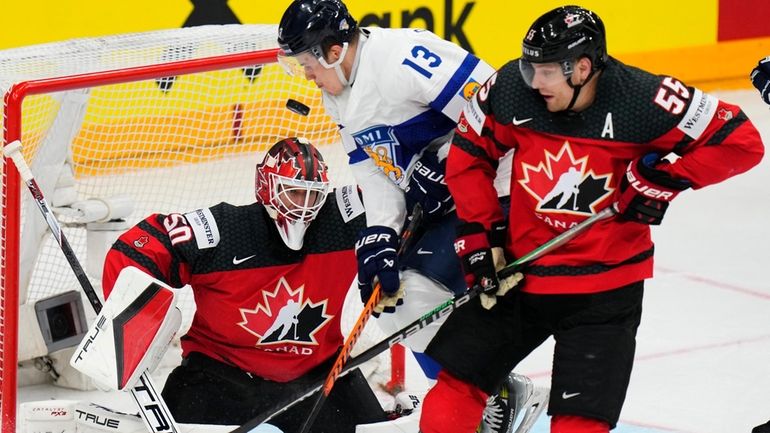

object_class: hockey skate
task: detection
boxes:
[477,373,549,433]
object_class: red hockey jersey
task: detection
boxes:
[448,58,764,294]
[102,187,366,382]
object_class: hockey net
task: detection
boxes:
[0,24,403,431]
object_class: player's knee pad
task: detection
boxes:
[419,370,487,433]
[551,415,610,433]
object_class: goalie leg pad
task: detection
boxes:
[70,266,180,390]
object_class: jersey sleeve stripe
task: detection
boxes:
[141,217,184,287]
[453,133,499,168]
[706,110,749,146]
[430,53,479,112]
[113,240,169,284]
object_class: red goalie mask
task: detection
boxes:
[256,137,330,250]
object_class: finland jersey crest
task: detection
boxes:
[352,125,409,183]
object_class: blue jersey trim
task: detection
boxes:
[430,53,479,112]
[393,109,457,154]
[348,147,369,164]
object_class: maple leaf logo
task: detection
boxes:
[238,277,332,347]
[518,141,613,216]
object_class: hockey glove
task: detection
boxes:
[405,151,453,222]
[356,225,403,316]
[751,56,770,105]
[455,221,523,310]
[617,153,690,225]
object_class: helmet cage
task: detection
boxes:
[255,137,330,250]
[266,174,329,224]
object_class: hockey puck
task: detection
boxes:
[286,99,311,116]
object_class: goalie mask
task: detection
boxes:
[256,137,330,250]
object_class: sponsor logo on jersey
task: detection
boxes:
[336,184,365,223]
[512,116,533,126]
[238,277,332,351]
[459,79,481,101]
[519,141,613,221]
[184,208,220,249]
[676,88,717,139]
[353,125,405,183]
[463,97,486,135]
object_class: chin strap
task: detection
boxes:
[336,30,367,87]
[564,68,598,111]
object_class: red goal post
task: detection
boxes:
[0,24,403,431]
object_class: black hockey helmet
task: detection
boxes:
[277,0,358,57]
[522,5,607,71]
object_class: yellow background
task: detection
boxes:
[1,0,767,88]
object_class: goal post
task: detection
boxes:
[0,24,403,431]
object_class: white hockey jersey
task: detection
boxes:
[324,27,496,231]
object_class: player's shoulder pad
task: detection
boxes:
[603,60,718,141]
[334,184,365,223]
[462,59,544,136]
[183,207,220,250]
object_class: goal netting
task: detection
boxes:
[0,24,402,431]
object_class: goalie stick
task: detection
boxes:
[296,203,424,433]
[3,140,180,433]
[232,204,616,433]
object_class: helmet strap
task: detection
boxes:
[333,30,366,87]
[564,68,597,111]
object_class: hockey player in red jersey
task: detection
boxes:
[750,56,770,433]
[419,6,765,433]
[101,137,387,432]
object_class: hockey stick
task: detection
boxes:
[232,204,615,433]
[296,203,424,433]
[3,140,180,433]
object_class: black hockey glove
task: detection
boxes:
[405,151,453,222]
[455,221,523,310]
[355,225,402,316]
[751,56,770,105]
[617,153,690,225]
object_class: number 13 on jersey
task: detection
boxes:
[402,45,442,78]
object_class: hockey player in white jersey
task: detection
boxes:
[276,2,531,432]
[278,0,495,377]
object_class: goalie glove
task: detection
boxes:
[616,153,690,225]
[455,221,523,310]
[751,56,770,105]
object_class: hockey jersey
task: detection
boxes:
[102,186,366,382]
[449,57,764,294]
[325,27,495,231]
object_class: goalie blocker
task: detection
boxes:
[70,267,181,391]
